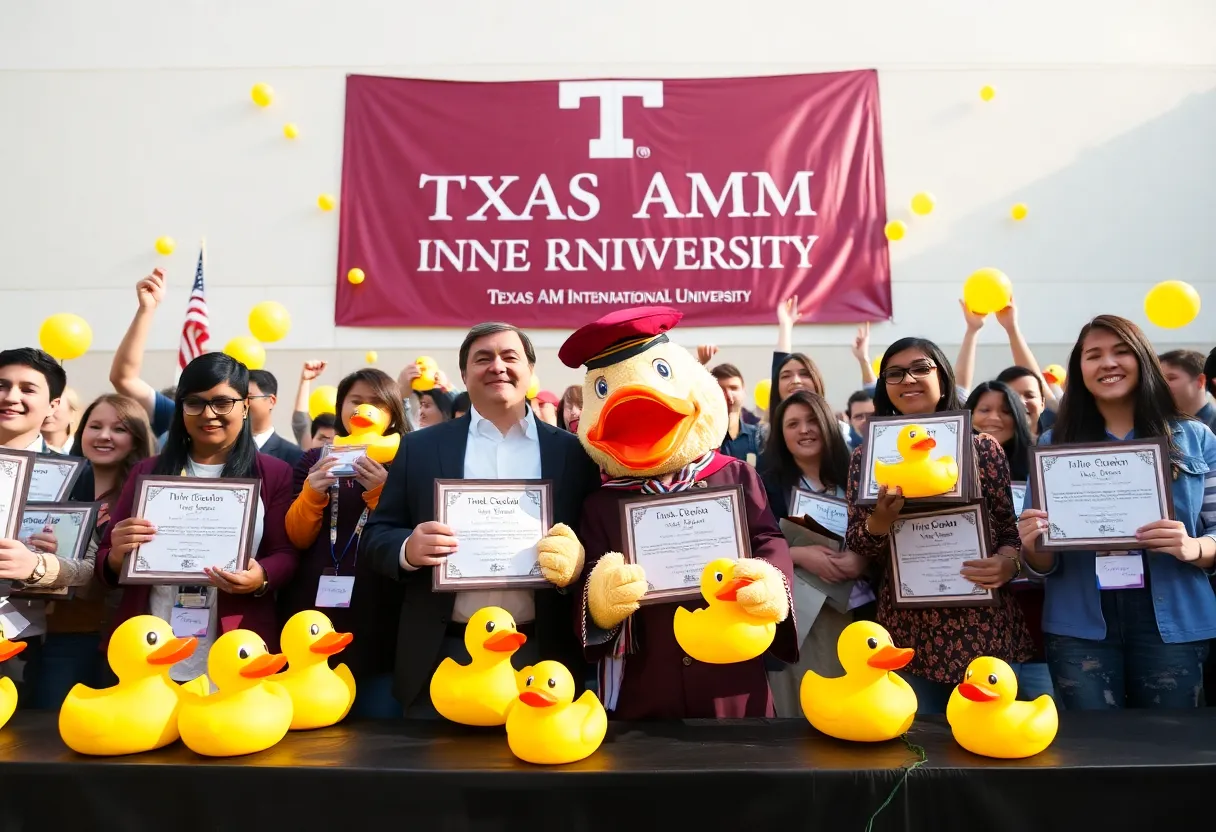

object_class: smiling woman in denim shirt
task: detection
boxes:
[1019,315,1216,710]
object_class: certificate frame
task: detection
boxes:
[0,448,35,540]
[10,501,100,600]
[1009,481,1028,519]
[856,410,975,506]
[29,453,88,503]
[432,478,554,591]
[788,488,849,541]
[121,474,261,585]
[889,503,997,609]
[1027,437,1173,552]
[618,484,751,605]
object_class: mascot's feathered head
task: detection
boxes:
[558,306,727,479]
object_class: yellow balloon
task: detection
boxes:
[753,379,771,411]
[155,236,175,256]
[38,314,92,361]
[980,85,996,102]
[412,357,438,391]
[347,268,365,285]
[526,376,541,400]
[251,83,274,107]
[872,356,883,378]
[365,351,378,364]
[1144,280,1201,329]
[283,123,299,139]
[1043,364,1066,386]
[308,385,338,419]
[318,193,336,211]
[910,192,935,216]
[223,336,265,370]
[1010,203,1029,221]
[884,220,907,241]
[248,301,291,343]
[963,268,1014,315]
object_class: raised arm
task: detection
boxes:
[996,300,1059,409]
[109,271,166,418]
[954,299,985,391]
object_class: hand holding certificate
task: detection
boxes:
[889,504,998,608]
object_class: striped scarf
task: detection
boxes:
[601,451,717,493]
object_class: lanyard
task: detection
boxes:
[799,476,824,494]
[329,482,369,573]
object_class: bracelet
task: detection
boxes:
[1001,554,1022,580]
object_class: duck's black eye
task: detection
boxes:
[909,430,918,439]
[966,670,973,679]
[238,647,250,660]
[485,620,496,633]
[988,674,998,685]
[652,358,672,379]
[714,572,723,582]
[866,637,878,649]
[146,632,158,646]
[309,624,319,636]
[525,675,534,687]
[594,377,608,398]
[547,678,557,689]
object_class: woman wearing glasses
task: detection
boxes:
[97,353,298,684]
[844,337,1033,713]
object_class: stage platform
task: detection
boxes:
[1,710,1212,830]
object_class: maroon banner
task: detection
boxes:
[336,71,891,328]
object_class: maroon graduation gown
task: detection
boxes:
[577,454,798,719]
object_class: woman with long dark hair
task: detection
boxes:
[97,353,299,683]
[282,368,408,717]
[966,381,1033,482]
[845,337,1033,713]
[1019,315,1216,709]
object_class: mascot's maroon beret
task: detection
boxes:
[558,306,683,370]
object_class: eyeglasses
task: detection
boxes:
[182,396,244,416]
[882,362,937,384]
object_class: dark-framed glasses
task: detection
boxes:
[182,396,243,416]
[882,362,937,384]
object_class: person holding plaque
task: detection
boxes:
[361,323,601,718]
[846,338,1032,714]
[98,353,298,683]
[561,307,796,720]
[1018,316,1216,710]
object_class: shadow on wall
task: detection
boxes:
[895,87,1216,342]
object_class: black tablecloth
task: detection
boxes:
[1,711,1212,831]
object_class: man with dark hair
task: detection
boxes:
[710,363,759,463]
[247,369,303,466]
[363,321,601,717]
[845,389,875,447]
[1159,349,1216,429]
[309,412,337,449]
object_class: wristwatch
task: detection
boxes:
[26,554,47,584]
[253,578,270,597]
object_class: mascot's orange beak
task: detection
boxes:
[519,689,558,707]
[715,577,754,601]
[910,437,936,452]
[0,639,28,662]
[483,631,527,653]
[349,405,380,430]
[310,631,354,655]
[587,384,699,471]
[239,653,288,679]
[958,681,1000,702]
[866,645,914,670]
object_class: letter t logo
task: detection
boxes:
[558,81,663,159]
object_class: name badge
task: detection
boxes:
[1095,553,1145,590]
[175,588,211,609]
[316,575,355,608]
[170,606,210,638]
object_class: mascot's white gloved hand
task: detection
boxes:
[731,558,790,624]
[587,552,648,630]
[536,523,584,588]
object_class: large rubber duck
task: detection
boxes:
[673,558,777,664]
[334,402,399,464]
[873,424,959,498]
[0,637,27,730]
[429,606,528,726]
[799,620,918,742]
[947,656,1058,759]
[274,610,356,730]
[506,660,608,765]
[177,629,293,757]
[59,615,200,756]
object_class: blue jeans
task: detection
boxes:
[899,662,1056,715]
[1045,588,1209,710]
[349,672,401,719]
[31,633,109,710]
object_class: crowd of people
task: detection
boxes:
[1,270,1214,720]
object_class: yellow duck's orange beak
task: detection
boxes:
[0,639,28,662]
[867,645,914,670]
[958,681,1000,702]
[484,630,527,653]
[715,576,755,602]
[146,636,198,666]
[910,437,936,452]
[240,653,288,678]
[310,631,354,655]
[519,689,558,708]
[587,384,699,471]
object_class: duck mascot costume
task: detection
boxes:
[559,306,797,719]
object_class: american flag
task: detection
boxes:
[178,248,211,372]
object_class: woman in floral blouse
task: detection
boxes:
[845,336,1032,714]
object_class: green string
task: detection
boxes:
[864,733,928,832]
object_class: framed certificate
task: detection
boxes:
[121,475,261,585]
[857,410,976,506]
[889,504,997,608]
[321,443,367,478]
[1028,438,1173,552]
[432,479,553,591]
[10,502,100,600]
[1010,481,1028,519]
[28,454,87,503]
[619,485,751,605]
[789,488,848,539]
[0,449,35,540]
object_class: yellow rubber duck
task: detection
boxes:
[799,620,918,742]
[429,606,528,726]
[334,402,400,464]
[274,610,356,730]
[873,424,959,498]
[947,657,1058,759]
[58,615,201,756]
[672,558,778,664]
[0,638,28,730]
[177,629,293,757]
[506,660,607,765]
